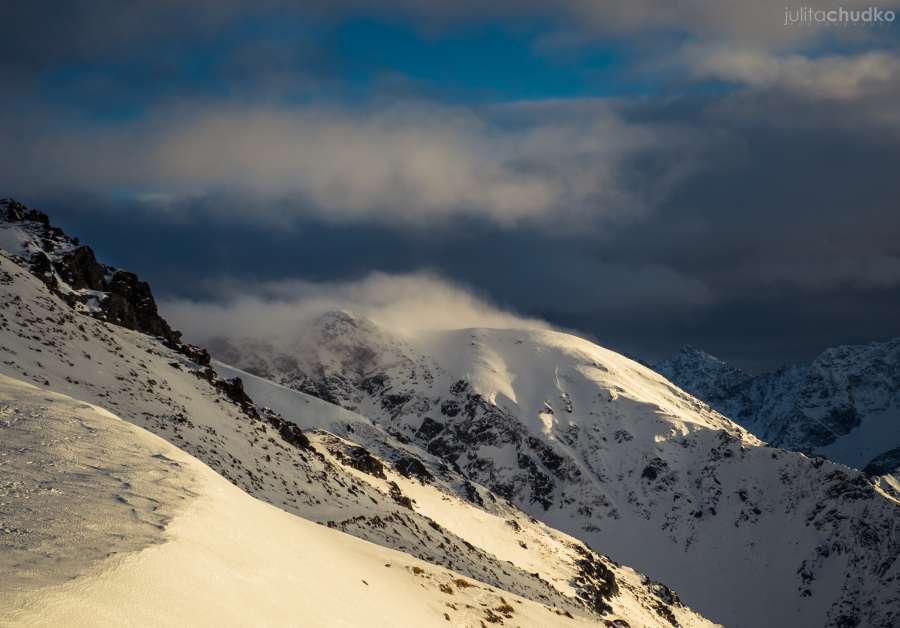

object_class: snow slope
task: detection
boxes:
[217,361,713,627]
[0,374,609,628]
[0,229,590,617]
[656,340,900,473]
[212,312,900,628]
[0,200,714,627]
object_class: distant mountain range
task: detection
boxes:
[655,342,900,477]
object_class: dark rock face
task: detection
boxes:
[571,544,619,617]
[387,481,414,509]
[337,445,387,479]
[641,464,659,481]
[275,418,312,450]
[462,481,485,507]
[218,375,255,410]
[180,344,212,367]
[416,417,444,440]
[254,407,312,451]
[104,270,178,342]
[28,251,58,290]
[863,446,900,477]
[394,456,435,483]
[1,198,50,224]
[57,246,106,290]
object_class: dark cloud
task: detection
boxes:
[4,0,896,82]
[0,100,705,228]
[2,1,900,370]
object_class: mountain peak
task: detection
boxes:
[314,308,366,329]
[655,336,900,474]
[673,344,728,364]
[0,197,209,366]
[655,345,750,404]
[1,197,50,224]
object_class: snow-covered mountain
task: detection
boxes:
[0,374,621,628]
[656,341,900,475]
[653,346,752,407]
[0,198,713,627]
[211,312,900,628]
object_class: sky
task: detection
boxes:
[2,1,900,371]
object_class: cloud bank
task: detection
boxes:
[1,100,705,228]
[4,0,899,369]
[161,272,551,346]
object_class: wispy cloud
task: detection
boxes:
[161,272,550,344]
[682,47,900,101]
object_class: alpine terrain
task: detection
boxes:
[656,344,900,479]
[210,311,900,628]
[0,200,716,628]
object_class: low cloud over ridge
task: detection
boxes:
[161,272,551,346]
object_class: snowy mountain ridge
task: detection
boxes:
[0,374,630,628]
[655,339,900,474]
[212,310,900,628]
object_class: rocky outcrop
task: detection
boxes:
[395,456,435,484]
[104,270,176,341]
[333,444,387,479]
[863,446,900,477]
[1,198,52,225]
[0,198,208,365]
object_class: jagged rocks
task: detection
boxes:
[0,199,206,365]
[394,456,434,484]
[104,270,179,344]
[179,344,211,367]
[516,453,554,510]
[387,481,414,509]
[416,417,444,440]
[336,445,387,479]
[863,446,900,477]
[1,198,49,224]
[641,576,683,608]
[28,252,57,290]
[274,417,312,450]
[462,481,485,507]
[56,246,106,290]
[427,437,464,461]
[193,369,255,411]
[571,544,619,616]
[641,458,668,482]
